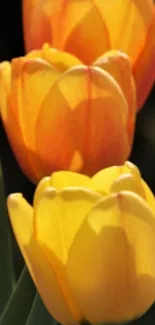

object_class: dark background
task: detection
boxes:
[0,1,155,324]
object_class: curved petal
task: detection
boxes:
[26,49,44,59]
[36,65,129,176]
[50,171,92,190]
[95,0,154,63]
[67,191,155,323]
[33,176,51,207]
[110,173,146,199]
[23,0,110,63]
[94,50,136,146]
[133,10,155,109]
[23,0,52,51]
[34,187,101,261]
[33,172,92,206]
[11,57,60,181]
[42,43,83,72]
[7,193,78,325]
[62,0,111,63]
[92,161,138,194]
[34,187,101,321]
[0,62,36,181]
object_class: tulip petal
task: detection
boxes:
[26,49,43,59]
[92,162,135,194]
[133,11,155,109]
[50,171,92,190]
[33,172,92,207]
[24,0,111,63]
[94,50,136,146]
[34,187,101,261]
[110,173,146,199]
[67,191,155,323]
[11,58,60,181]
[61,1,111,63]
[0,62,37,181]
[33,176,51,207]
[34,187,101,322]
[23,0,52,51]
[95,0,154,63]
[36,65,129,176]
[7,193,79,325]
[42,43,83,72]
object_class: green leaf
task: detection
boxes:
[0,165,14,314]
[0,266,36,325]
[26,293,57,325]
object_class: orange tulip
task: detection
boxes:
[23,0,155,110]
[0,45,136,183]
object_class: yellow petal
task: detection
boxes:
[36,65,129,176]
[50,171,92,190]
[95,0,154,63]
[67,191,155,324]
[34,187,101,262]
[92,162,134,194]
[34,187,101,321]
[33,172,92,207]
[33,176,51,207]
[42,43,83,72]
[110,173,146,199]
[94,50,136,146]
[133,10,155,109]
[7,193,78,325]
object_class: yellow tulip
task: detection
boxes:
[0,45,136,183]
[7,161,155,324]
[23,0,155,109]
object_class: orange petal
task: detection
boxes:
[0,61,36,182]
[23,0,52,51]
[95,0,154,63]
[62,1,111,63]
[94,50,136,147]
[11,57,60,181]
[133,10,155,109]
[36,65,129,176]
[23,0,110,63]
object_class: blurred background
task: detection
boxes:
[0,1,155,324]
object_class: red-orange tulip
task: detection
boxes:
[0,46,136,183]
[23,0,155,109]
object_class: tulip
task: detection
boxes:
[0,45,136,183]
[7,161,155,324]
[23,0,155,110]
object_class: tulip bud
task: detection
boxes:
[23,0,155,110]
[0,46,135,183]
[7,161,155,324]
